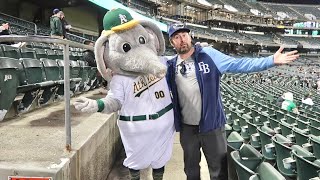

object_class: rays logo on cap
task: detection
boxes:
[119,14,128,24]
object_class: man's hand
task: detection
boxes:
[274,46,299,65]
[73,97,98,113]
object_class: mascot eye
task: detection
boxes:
[139,36,146,44]
[122,43,131,52]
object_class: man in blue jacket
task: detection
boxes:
[166,23,299,180]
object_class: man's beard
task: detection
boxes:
[176,43,191,54]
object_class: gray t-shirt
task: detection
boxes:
[175,55,202,125]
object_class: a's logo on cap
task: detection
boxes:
[119,14,128,24]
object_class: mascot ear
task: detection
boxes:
[94,34,112,81]
[139,20,165,56]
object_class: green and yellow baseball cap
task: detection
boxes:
[102,8,139,36]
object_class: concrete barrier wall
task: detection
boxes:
[57,113,121,180]
[0,112,121,180]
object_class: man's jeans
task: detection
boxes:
[180,124,228,180]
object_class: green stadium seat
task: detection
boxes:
[292,127,310,146]
[227,131,244,150]
[0,57,21,121]
[296,118,311,130]
[231,144,263,180]
[20,48,37,59]
[32,42,43,49]
[1,45,21,59]
[18,58,55,108]
[268,117,280,129]
[310,118,320,127]
[46,49,59,60]
[249,162,286,180]
[292,150,320,180]
[225,124,233,138]
[77,60,91,92]
[0,46,4,57]
[56,50,63,59]
[272,134,296,177]
[34,48,48,59]
[257,126,276,161]
[279,120,294,137]
[56,60,82,95]
[309,125,320,136]
[310,136,320,159]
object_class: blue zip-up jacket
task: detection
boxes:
[166,45,275,133]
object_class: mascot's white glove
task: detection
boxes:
[73,97,99,113]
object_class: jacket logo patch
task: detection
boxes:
[198,62,210,74]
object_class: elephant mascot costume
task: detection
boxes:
[74,8,175,180]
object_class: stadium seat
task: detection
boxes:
[18,58,55,109]
[77,60,91,92]
[292,127,310,146]
[249,162,286,180]
[272,134,296,177]
[0,57,21,121]
[231,144,263,180]
[0,46,4,57]
[257,126,276,161]
[227,131,244,150]
[292,149,320,180]
[310,136,320,159]
[279,120,293,137]
[56,60,82,95]
[1,45,21,59]
[20,48,37,59]
[309,125,320,136]
[34,48,48,59]
[46,49,59,60]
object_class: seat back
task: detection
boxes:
[34,48,48,59]
[272,134,296,177]
[20,58,44,84]
[0,57,20,120]
[257,127,275,160]
[310,136,320,159]
[46,49,58,60]
[256,162,285,180]
[1,45,21,59]
[40,58,62,81]
[292,150,320,180]
[239,144,263,170]
[231,151,256,180]
[20,48,37,59]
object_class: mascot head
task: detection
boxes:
[94,8,166,81]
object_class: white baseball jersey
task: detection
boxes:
[106,73,175,170]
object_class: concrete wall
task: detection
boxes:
[0,113,121,180]
[61,113,121,180]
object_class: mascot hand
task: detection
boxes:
[73,97,98,113]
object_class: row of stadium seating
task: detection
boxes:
[0,44,84,61]
[222,76,320,180]
[222,72,320,179]
[0,43,99,121]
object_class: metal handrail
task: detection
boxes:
[0,35,94,151]
[0,12,37,34]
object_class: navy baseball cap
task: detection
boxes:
[168,23,190,38]
[53,8,60,14]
